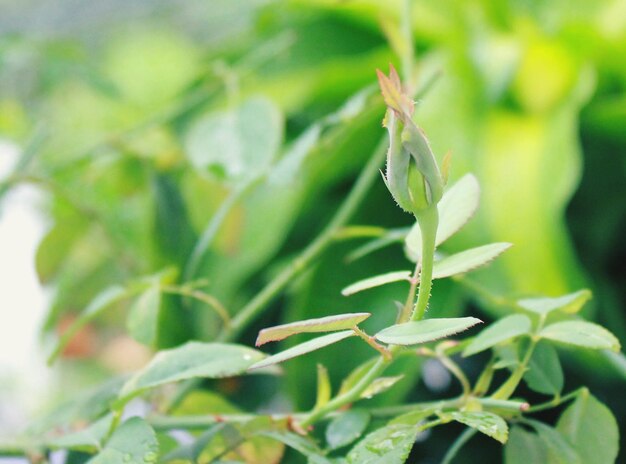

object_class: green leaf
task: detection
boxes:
[87,417,159,464]
[126,284,161,347]
[441,411,508,444]
[249,331,355,371]
[556,390,619,464]
[341,271,411,296]
[185,96,283,184]
[338,358,378,396]
[48,285,128,364]
[517,289,592,315]
[326,410,370,450]
[260,431,331,464]
[405,174,479,260]
[504,426,547,464]
[46,414,113,452]
[539,321,621,351]
[315,364,331,409]
[346,228,408,262]
[119,342,266,403]
[389,407,437,426]
[463,314,532,357]
[432,243,511,279]
[360,376,404,399]
[256,313,370,346]
[524,419,581,464]
[161,424,227,462]
[347,424,418,464]
[524,342,563,395]
[376,317,482,345]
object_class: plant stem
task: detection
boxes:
[162,286,231,328]
[352,326,392,360]
[491,337,537,400]
[441,427,478,464]
[526,387,585,413]
[398,261,420,323]
[219,137,388,342]
[184,180,258,281]
[412,206,439,321]
[299,357,390,428]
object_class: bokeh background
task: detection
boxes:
[0,0,625,462]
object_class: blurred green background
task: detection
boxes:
[0,0,625,462]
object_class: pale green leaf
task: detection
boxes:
[405,174,479,260]
[441,411,508,444]
[432,243,511,279]
[556,390,619,464]
[539,321,621,351]
[326,410,370,450]
[119,342,266,403]
[346,228,408,262]
[48,285,128,364]
[504,426,547,464]
[376,317,482,345]
[47,415,113,452]
[126,284,161,347]
[185,97,282,184]
[269,124,322,186]
[347,424,418,464]
[360,375,404,399]
[315,364,331,409]
[517,289,592,315]
[525,420,580,464]
[256,313,370,346]
[341,271,411,296]
[524,342,563,395]
[87,417,158,464]
[249,331,354,371]
[463,314,532,357]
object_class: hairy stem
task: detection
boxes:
[412,206,439,321]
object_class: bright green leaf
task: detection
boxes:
[119,342,266,403]
[347,424,418,464]
[504,426,547,464]
[432,243,512,279]
[463,314,532,357]
[376,317,482,345]
[524,419,580,464]
[539,321,621,351]
[517,290,592,315]
[360,375,404,399]
[87,417,158,464]
[556,390,619,464]
[326,410,370,450]
[405,174,480,261]
[524,342,563,395]
[249,331,354,371]
[126,284,161,347]
[441,411,508,444]
[185,96,283,184]
[48,285,128,364]
[338,358,378,396]
[341,271,411,296]
[256,313,370,346]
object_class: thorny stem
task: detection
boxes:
[398,261,420,323]
[352,326,392,360]
[412,206,439,321]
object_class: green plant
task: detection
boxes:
[1,1,625,463]
[3,62,622,464]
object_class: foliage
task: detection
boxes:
[1,0,625,463]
